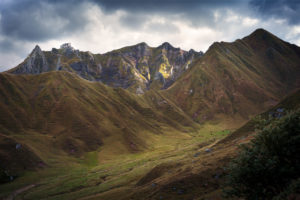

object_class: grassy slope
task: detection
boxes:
[165,29,300,122]
[0,29,300,199]
[218,89,300,145]
[0,71,198,174]
[0,71,239,200]
[116,89,300,200]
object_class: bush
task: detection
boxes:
[224,109,300,200]
[0,169,11,184]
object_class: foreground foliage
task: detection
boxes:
[225,109,300,199]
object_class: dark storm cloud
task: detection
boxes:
[93,0,246,28]
[0,0,299,71]
[92,0,241,11]
[0,0,90,42]
[0,0,246,52]
[250,0,300,24]
[2,0,299,46]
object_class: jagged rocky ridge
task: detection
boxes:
[9,42,203,93]
[7,29,300,122]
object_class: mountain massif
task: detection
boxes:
[9,42,203,93]
[1,28,300,200]
[165,29,300,122]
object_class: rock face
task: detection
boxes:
[9,42,203,91]
[12,45,49,74]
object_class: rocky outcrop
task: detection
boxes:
[12,45,49,74]
[9,42,203,91]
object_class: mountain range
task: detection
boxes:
[1,28,300,200]
[9,41,203,92]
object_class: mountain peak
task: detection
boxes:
[134,42,150,51]
[60,43,74,50]
[136,42,149,47]
[160,42,174,49]
[246,28,276,41]
[59,43,75,56]
[32,45,42,53]
[34,44,41,50]
[189,49,196,53]
[252,28,269,34]
[29,45,43,57]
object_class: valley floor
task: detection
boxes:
[0,120,248,200]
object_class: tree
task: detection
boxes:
[224,109,300,199]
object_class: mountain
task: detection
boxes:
[8,42,203,93]
[1,28,300,199]
[2,28,300,173]
[128,89,300,200]
[164,29,300,122]
[0,71,197,174]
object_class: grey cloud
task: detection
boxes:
[93,0,247,28]
[92,0,243,11]
[0,39,16,53]
[0,0,90,42]
[0,0,248,43]
[0,34,29,55]
[119,13,150,30]
[250,0,300,24]
[0,0,299,72]
[145,21,179,34]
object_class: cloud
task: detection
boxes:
[0,0,91,42]
[0,0,299,72]
[92,0,242,12]
[250,0,300,25]
[92,0,248,28]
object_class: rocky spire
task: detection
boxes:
[13,44,49,74]
[160,42,174,50]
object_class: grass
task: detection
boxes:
[1,29,300,199]
[0,122,235,200]
[1,71,236,200]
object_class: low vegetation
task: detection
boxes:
[225,109,300,199]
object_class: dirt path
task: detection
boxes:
[4,184,36,200]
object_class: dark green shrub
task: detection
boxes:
[225,109,300,199]
[0,169,11,184]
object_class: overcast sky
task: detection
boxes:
[0,0,300,71]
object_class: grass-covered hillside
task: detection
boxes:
[0,28,299,200]
[165,29,300,122]
[0,71,198,176]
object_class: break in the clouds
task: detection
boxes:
[0,0,300,71]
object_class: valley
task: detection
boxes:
[0,28,300,200]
